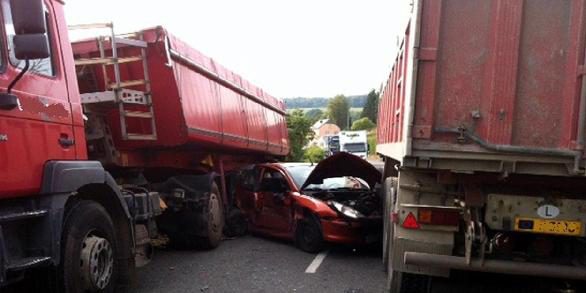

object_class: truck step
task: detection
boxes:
[0,210,48,223]
[124,111,153,119]
[109,79,148,89]
[6,257,52,271]
[81,89,148,105]
[75,56,143,66]
[126,133,157,140]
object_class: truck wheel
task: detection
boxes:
[295,213,324,253]
[199,182,224,249]
[382,177,397,272]
[61,200,120,293]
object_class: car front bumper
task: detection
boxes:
[321,217,382,245]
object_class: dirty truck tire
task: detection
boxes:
[170,182,225,250]
[382,177,397,272]
[61,200,122,293]
[199,182,224,249]
[295,213,324,253]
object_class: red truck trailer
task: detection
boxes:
[378,0,586,292]
[0,0,288,291]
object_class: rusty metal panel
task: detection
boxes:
[378,0,586,172]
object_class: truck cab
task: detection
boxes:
[339,131,368,159]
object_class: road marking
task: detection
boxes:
[305,250,329,273]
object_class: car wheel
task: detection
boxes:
[224,207,248,237]
[295,213,324,253]
[61,200,121,293]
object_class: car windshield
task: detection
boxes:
[283,165,370,191]
[343,143,366,153]
[284,165,314,189]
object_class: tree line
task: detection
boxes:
[286,89,379,162]
[285,95,368,109]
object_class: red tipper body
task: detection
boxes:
[72,27,289,171]
[377,0,586,176]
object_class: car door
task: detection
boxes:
[0,0,75,198]
[235,166,262,217]
[256,167,293,233]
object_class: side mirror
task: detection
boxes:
[11,0,46,35]
[13,34,49,60]
[10,0,50,60]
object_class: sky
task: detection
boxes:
[65,0,412,98]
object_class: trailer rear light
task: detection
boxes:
[417,208,460,226]
[402,212,420,229]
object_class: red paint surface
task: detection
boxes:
[72,27,289,166]
[378,0,586,153]
[236,163,379,245]
[0,1,80,199]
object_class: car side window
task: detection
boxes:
[2,0,55,76]
[260,169,288,192]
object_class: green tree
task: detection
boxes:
[304,108,324,123]
[304,146,325,163]
[286,109,314,162]
[351,117,376,131]
[367,129,377,155]
[360,89,379,123]
[327,95,350,130]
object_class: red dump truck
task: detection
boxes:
[379,0,586,292]
[0,0,288,291]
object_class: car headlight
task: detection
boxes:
[329,201,364,219]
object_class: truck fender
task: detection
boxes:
[39,161,133,266]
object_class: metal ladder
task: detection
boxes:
[69,23,157,141]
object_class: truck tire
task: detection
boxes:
[61,200,122,293]
[168,182,225,249]
[295,213,324,253]
[199,182,224,248]
[382,177,397,272]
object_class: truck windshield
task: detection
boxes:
[343,143,366,153]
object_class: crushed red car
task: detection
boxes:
[235,153,383,252]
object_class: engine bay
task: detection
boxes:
[309,190,382,217]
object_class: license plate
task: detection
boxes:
[515,218,582,236]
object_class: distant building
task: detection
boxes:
[309,119,341,148]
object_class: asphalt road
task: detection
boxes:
[131,236,386,293]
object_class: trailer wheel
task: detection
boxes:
[382,177,397,272]
[61,200,120,293]
[199,182,224,249]
[295,213,324,253]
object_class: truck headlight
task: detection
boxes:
[329,201,364,219]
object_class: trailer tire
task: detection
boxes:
[382,177,397,272]
[295,213,324,253]
[61,200,122,293]
[198,182,224,248]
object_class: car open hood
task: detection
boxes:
[301,152,382,190]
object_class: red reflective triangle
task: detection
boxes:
[402,212,420,229]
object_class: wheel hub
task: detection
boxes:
[209,193,221,233]
[80,235,114,291]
